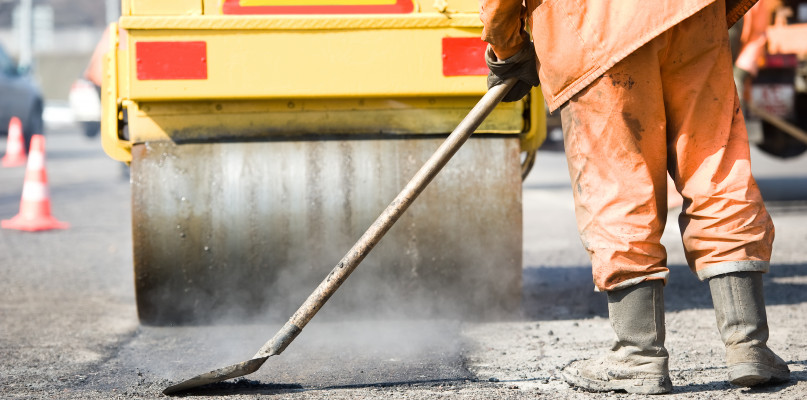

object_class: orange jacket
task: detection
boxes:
[480,0,759,111]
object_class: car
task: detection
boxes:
[0,43,44,152]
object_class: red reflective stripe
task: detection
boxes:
[442,37,488,77]
[136,41,207,80]
[222,0,413,14]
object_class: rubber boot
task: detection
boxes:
[562,280,671,394]
[709,272,790,386]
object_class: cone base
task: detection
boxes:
[2,214,69,232]
[2,155,27,168]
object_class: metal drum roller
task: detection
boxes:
[131,136,523,325]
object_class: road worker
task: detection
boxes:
[481,0,790,394]
[730,0,774,103]
[83,27,109,90]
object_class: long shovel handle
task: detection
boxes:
[747,103,807,145]
[254,78,519,358]
[163,79,521,395]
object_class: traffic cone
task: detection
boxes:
[2,116,27,167]
[2,135,69,231]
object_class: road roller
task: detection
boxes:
[101,0,546,326]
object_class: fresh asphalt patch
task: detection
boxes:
[71,320,476,397]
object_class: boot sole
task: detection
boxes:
[729,363,791,387]
[562,370,672,395]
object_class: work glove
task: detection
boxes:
[485,41,539,102]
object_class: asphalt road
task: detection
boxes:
[1,124,806,399]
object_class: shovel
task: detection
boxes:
[163,77,518,395]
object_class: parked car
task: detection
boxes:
[69,28,108,138]
[0,43,44,151]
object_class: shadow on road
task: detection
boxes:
[46,149,106,160]
[758,176,807,203]
[673,376,797,395]
[173,380,302,397]
[173,377,479,397]
[522,262,807,321]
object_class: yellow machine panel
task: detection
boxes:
[125,0,485,16]
[242,1,400,5]
[126,0,203,16]
[120,18,486,100]
[125,96,527,143]
[104,7,547,162]
[104,0,546,161]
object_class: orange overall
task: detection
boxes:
[481,0,774,291]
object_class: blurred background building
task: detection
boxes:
[0,0,117,101]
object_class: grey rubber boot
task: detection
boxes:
[562,280,671,394]
[709,271,790,386]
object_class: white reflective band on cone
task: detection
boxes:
[7,141,22,153]
[27,152,45,170]
[21,181,48,201]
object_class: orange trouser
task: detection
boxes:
[559,1,774,292]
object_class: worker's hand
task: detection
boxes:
[485,42,539,102]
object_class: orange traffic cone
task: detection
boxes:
[2,134,69,231]
[2,116,27,167]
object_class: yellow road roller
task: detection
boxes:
[102,0,545,325]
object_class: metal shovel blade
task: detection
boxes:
[162,357,269,395]
[161,78,517,396]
